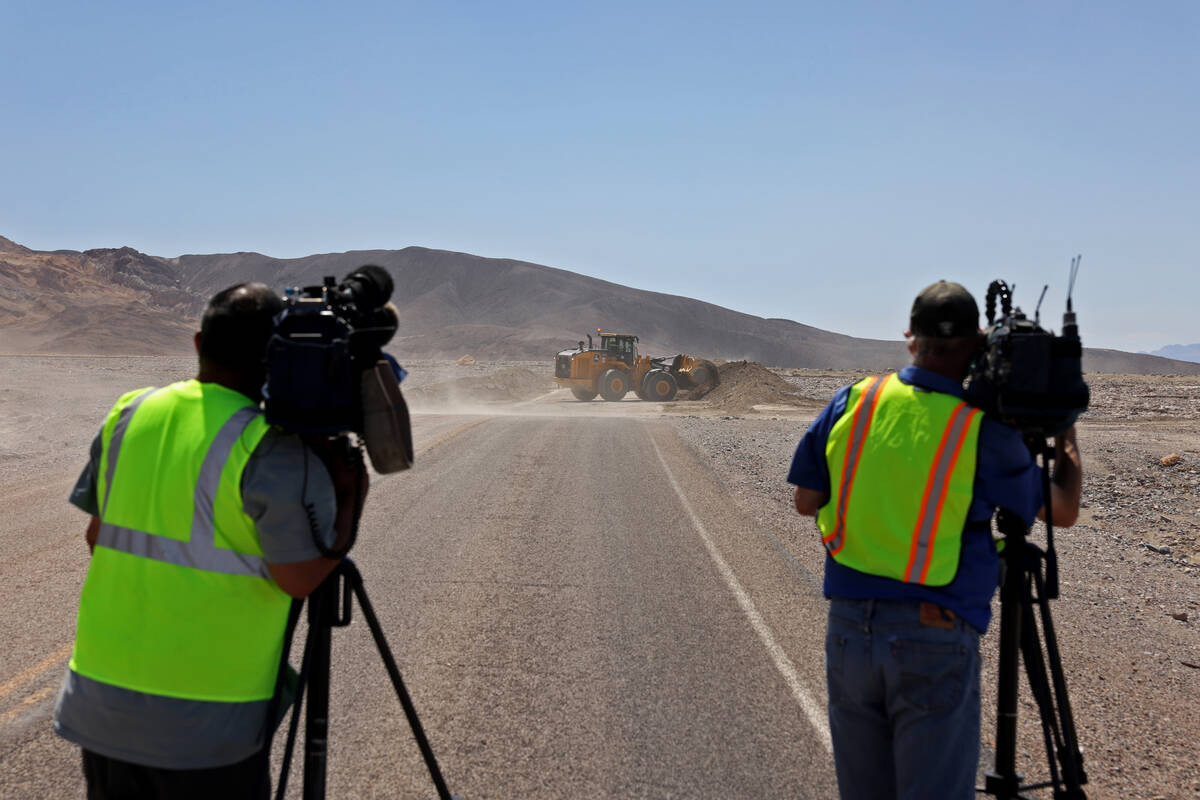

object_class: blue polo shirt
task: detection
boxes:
[786,365,1043,633]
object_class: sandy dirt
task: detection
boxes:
[1,356,1197,799]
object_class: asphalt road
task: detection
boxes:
[0,404,838,799]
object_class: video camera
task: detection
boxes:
[263,264,413,473]
[964,257,1090,435]
[262,270,454,800]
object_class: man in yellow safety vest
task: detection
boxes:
[788,281,1082,800]
[54,283,369,799]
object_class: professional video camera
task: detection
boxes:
[263,264,413,474]
[964,256,1090,435]
[263,267,454,799]
[965,258,1092,798]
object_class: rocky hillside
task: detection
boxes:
[2,234,1197,375]
[0,237,199,354]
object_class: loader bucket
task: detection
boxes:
[671,356,719,395]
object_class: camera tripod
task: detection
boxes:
[982,441,1087,799]
[272,558,456,800]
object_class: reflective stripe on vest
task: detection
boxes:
[96,400,269,578]
[100,387,155,517]
[817,375,983,586]
[72,380,287,702]
[906,401,981,583]
[823,374,891,555]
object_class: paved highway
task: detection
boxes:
[0,405,838,798]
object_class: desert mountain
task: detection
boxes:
[0,242,198,354]
[2,236,1196,375]
[0,236,33,255]
[1150,344,1200,364]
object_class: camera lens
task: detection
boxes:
[340,265,393,310]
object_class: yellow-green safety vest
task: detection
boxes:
[70,380,291,702]
[817,374,983,587]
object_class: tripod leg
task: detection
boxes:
[985,534,1027,798]
[275,600,315,800]
[341,560,455,800]
[1019,581,1066,792]
[1030,567,1088,797]
[304,580,334,800]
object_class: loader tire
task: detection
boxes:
[598,369,629,401]
[571,387,597,401]
[642,370,678,402]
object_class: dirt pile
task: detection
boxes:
[686,361,812,414]
[405,367,555,409]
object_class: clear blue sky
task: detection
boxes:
[4,1,1197,351]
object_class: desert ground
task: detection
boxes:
[1,355,1197,799]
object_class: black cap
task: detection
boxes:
[910,281,979,338]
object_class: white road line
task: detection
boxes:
[648,432,833,754]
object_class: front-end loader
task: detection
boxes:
[552,330,719,402]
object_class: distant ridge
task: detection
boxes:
[1150,344,1200,364]
[2,234,1198,375]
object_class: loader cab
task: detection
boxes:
[599,333,638,367]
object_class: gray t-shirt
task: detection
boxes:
[55,424,337,768]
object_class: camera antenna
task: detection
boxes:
[1034,284,1049,325]
[1061,254,1082,341]
[1066,254,1082,313]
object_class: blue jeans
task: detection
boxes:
[825,598,982,800]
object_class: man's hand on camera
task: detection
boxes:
[267,436,369,598]
[1035,425,1082,527]
[1055,426,1079,464]
[304,434,369,553]
[308,435,368,499]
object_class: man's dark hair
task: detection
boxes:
[198,283,284,372]
[913,334,981,362]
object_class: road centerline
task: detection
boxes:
[418,418,489,456]
[0,687,55,726]
[0,643,72,703]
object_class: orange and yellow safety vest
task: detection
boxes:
[817,374,983,586]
